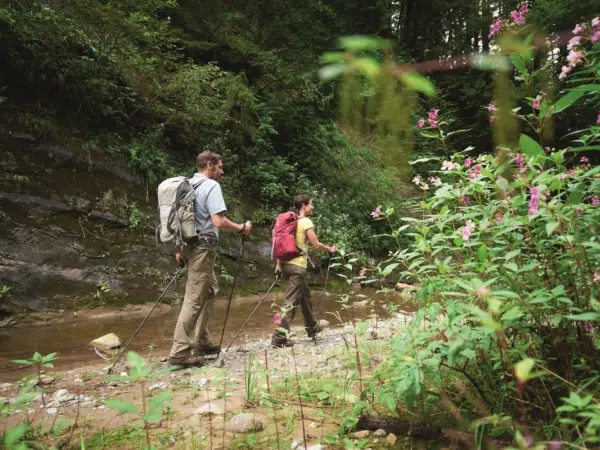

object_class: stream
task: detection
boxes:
[0,287,411,382]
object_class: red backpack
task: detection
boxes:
[271,211,302,261]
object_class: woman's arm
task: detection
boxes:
[306,228,335,253]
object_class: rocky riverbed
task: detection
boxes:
[0,310,417,450]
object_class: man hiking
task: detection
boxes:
[168,150,252,367]
[272,194,336,348]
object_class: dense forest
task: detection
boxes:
[1,0,600,449]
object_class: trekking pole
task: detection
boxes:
[215,233,247,359]
[318,256,333,320]
[107,266,183,374]
[225,273,281,353]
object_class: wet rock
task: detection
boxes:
[291,440,303,450]
[46,407,58,415]
[353,430,369,439]
[318,319,330,328]
[386,433,397,445]
[227,413,263,433]
[89,333,122,351]
[38,375,55,385]
[10,131,36,141]
[160,357,168,363]
[307,445,327,450]
[149,382,168,391]
[53,389,76,404]
[0,383,12,392]
[88,211,129,228]
[194,403,223,416]
[373,429,387,438]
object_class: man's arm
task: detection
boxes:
[306,228,335,253]
[212,213,252,234]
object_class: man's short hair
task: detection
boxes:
[196,151,222,170]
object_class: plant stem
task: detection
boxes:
[264,349,281,450]
[140,381,151,450]
[291,347,308,450]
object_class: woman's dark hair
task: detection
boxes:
[291,194,312,215]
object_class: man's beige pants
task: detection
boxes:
[272,263,317,345]
[169,248,219,361]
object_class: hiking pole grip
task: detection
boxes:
[216,233,246,358]
[108,266,182,374]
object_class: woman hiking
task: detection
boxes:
[272,194,336,348]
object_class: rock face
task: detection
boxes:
[0,132,277,315]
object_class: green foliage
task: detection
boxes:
[357,28,600,446]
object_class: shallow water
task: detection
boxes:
[0,287,411,381]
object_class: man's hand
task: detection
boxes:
[175,253,185,268]
[240,221,252,235]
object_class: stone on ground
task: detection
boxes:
[194,403,223,416]
[89,333,122,350]
[386,433,397,445]
[227,413,263,433]
[373,428,387,437]
[353,430,369,439]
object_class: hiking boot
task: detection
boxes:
[271,340,295,349]
[194,343,221,356]
[167,355,206,368]
[307,323,323,338]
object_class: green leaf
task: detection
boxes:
[3,424,28,446]
[42,363,54,369]
[553,89,586,113]
[149,391,172,408]
[567,190,584,205]
[400,73,436,97]
[105,399,139,414]
[573,84,600,93]
[382,263,400,277]
[320,52,345,64]
[504,263,518,272]
[476,245,488,263]
[351,57,380,78]
[339,36,391,51]
[515,358,535,381]
[11,360,33,366]
[143,410,162,423]
[546,221,559,236]
[502,307,524,322]
[510,55,526,74]
[318,63,347,81]
[566,312,599,321]
[519,134,544,157]
[127,351,145,371]
[42,353,57,363]
[53,419,69,437]
[496,177,509,191]
[504,249,521,260]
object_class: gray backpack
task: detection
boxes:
[157,176,206,255]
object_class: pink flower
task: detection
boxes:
[529,186,541,216]
[459,196,470,205]
[429,119,438,129]
[359,267,366,277]
[520,2,529,14]
[464,158,472,168]
[593,31,600,43]
[413,175,422,186]
[515,154,524,165]
[371,206,381,218]
[441,161,456,171]
[573,24,584,35]
[461,220,476,241]
[559,65,572,80]
[597,112,600,125]
[510,10,525,25]
[273,312,281,327]
[417,119,425,128]
[524,236,530,242]
[593,17,600,28]
[495,212,503,222]
[421,183,430,191]
[592,196,600,207]
[469,165,482,179]
[429,177,442,186]
[580,156,589,163]
[476,286,491,298]
[532,99,541,110]
[568,36,581,50]
[576,208,583,217]
[567,169,574,176]
[567,50,582,66]
[487,103,496,111]
[593,272,600,283]
[428,108,439,122]
[489,18,503,38]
